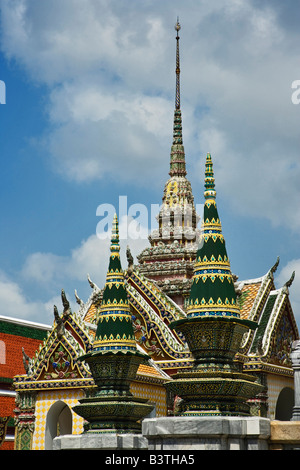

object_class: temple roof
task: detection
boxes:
[12,20,299,398]
[13,260,298,396]
[236,265,298,368]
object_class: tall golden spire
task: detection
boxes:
[170,17,186,177]
[175,17,181,110]
[137,19,199,308]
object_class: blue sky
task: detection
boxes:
[0,0,299,327]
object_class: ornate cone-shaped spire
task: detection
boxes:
[74,215,153,433]
[160,19,197,224]
[93,214,137,352]
[167,154,263,416]
[169,18,187,178]
[186,153,240,319]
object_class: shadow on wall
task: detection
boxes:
[275,387,294,421]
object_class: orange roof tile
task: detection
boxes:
[137,363,166,379]
[239,282,262,320]
[84,304,97,323]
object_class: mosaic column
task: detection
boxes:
[14,391,36,450]
[291,340,300,421]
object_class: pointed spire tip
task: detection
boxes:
[175,18,181,110]
[204,153,216,200]
[110,213,120,253]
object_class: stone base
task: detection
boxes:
[53,433,148,450]
[269,421,300,450]
[53,417,300,451]
[142,416,271,450]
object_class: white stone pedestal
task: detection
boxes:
[53,432,148,450]
[53,417,271,450]
[142,416,271,451]
[291,340,300,421]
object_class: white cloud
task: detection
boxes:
[2,0,298,222]
[0,270,55,324]
[0,0,169,87]
[22,215,148,282]
[43,84,172,183]
[49,84,172,137]
[45,117,168,184]
[0,214,149,323]
[21,213,148,297]
[21,234,111,296]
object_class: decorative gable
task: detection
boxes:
[14,291,93,392]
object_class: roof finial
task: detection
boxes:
[106,213,122,282]
[111,213,119,249]
[175,17,181,110]
[169,18,186,177]
[204,153,217,200]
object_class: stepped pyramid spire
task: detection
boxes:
[137,20,200,308]
[186,153,240,319]
[93,214,137,352]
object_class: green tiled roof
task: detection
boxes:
[250,293,277,353]
[0,319,49,341]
